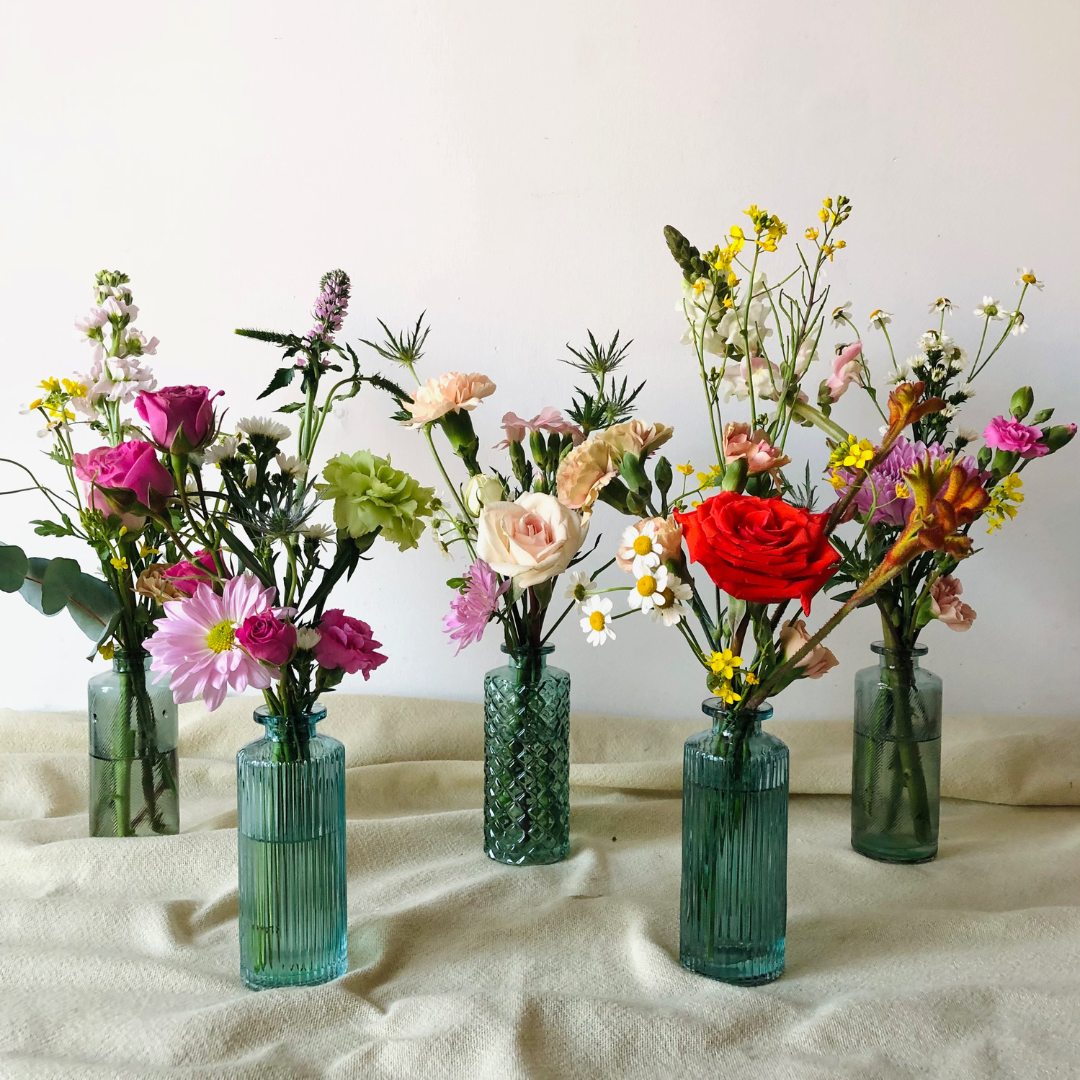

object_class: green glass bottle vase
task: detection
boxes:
[484,644,571,865]
[680,700,788,986]
[237,704,347,989]
[851,641,942,863]
[88,649,178,837]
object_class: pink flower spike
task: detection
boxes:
[824,341,864,402]
[443,559,509,653]
[145,573,279,711]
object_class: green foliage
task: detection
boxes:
[663,225,711,283]
[258,366,298,400]
[562,330,643,435]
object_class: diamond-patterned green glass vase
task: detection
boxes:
[484,645,570,865]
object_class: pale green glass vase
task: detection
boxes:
[484,644,571,865]
[88,649,178,837]
[680,700,788,986]
[237,703,347,990]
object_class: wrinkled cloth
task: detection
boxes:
[0,696,1077,1080]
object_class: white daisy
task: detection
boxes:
[1009,311,1028,336]
[628,565,670,614]
[244,464,257,487]
[868,309,892,330]
[276,453,309,479]
[917,331,940,353]
[956,426,980,442]
[563,571,592,607]
[887,358,918,385]
[237,416,291,441]
[203,436,241,465]
[1015,268,1044,291]
[295,626,322,650]
[974,296,1006,321]
[299,522,335,543]
[831,301,852,328]
[649,574,693,626]
[579,596,615,647]
[617,521,662,576]
[928,297,955,314]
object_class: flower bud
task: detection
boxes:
[721,457,749,493]
[1031,407,1054,424]
[440,409,481,475]
[977,446,993,471]
[618,451,650,493]
[653,456,673,497]
[529,430,548,471]
[508,439,529,485]
[464,473,504,515]
[1041,423,1077,454]
[1010,386,1034,421]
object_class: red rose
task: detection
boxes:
[673,491,840,615]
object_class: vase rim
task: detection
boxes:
[254,702,327,726]
[700,698,774,723]
[112,648,150,673]
[871,640,928,657]
[500,644,555,657]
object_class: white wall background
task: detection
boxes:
[1,0,1077,721]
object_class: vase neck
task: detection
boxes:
[255,703,326,740]
[702,699,773,735]
[501,644,553,671]
[872,640,925,672]
[112,649,150,674]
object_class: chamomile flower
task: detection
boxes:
[868,309,892,330]
[974,296,1006,321]
[1009,311,1028,336]
[628,565,670,614]
[203,436,241,465]
[1015,268,1044,290]
[275,453,309,479]
[831,301,852,328]
[618,521,663,575]
[929,297,955,314]
[887,358,917,385]
[580,596,615,647]
[649,574,693,626]
[563,571,592,607]
[237,416,291,441]
[299,522,335,543]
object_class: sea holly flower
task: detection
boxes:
[145,573,280,711]
[442,559,509,653]
[579,596,615,647]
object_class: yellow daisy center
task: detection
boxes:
[632,535,654,556]
[1022,273,1036,284]
[636,575,657,597]
[589,611,606,631]
[206,620,236,653]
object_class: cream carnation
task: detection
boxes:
[402,372,496,427]
[930,575,976,631]
[477,492,587,589]
[778,619,839,680]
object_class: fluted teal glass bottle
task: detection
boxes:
[237,704,346,989]
[680,700,788,986]
[484,644,570,865]
[851,642,942,863]
[88,649,178,837]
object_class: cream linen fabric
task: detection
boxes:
[0,695,1077,1080]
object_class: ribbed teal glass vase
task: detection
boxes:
[851,641,942,863]
[484,644,570,865]
[237,703,347,990]
[680,700,788,986]
[88,649,178,837]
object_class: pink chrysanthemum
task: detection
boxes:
[146,572,279,711]
[442,559,509,653]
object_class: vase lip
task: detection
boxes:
[701,698,774,723]
[254,702,327,727]
[872,639,928,658]
[500,643,555,657]
[112,648,150,672]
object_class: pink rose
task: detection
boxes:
[930,575,976,631]
[402,372,496,427]
[163,549,223,597]
[135,385,221,454]
[722,422,791,475]
[73,441,175,519]
[778,618,839,679]
[983,415,1047,459]
[313,609,388,678]
[476,492,587,588]
[823,341,864,402]
[236,610,297,666]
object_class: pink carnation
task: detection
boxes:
[163,549,223,597]
[983,415,1048,459]
[442,559,509,652]
[930,575,977,632]
[313,609,388,678]
[823,341,864,402]
[402,372,496,427]
[722,422,791,475]
[494,407,584,449]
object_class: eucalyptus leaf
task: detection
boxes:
[40,558,83,616]
[0,543,29,593]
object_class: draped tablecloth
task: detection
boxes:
[0,695,1077,1080]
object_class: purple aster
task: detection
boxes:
[442,560,509,653]
[304,269,351,348]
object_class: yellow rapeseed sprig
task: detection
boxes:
[676,462,695,476]
[829,435,875,473]
[708,648,743,680]
[985,474,1024,533]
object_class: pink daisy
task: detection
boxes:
[442,559,508,653]
[146,572,279,711]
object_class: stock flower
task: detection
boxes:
[983,415,1048,459]
[442,559,509,653]
[674,492,840,615]
[974,296,1006,320]
[73,441,175,520]
[236,610,298,666]
[616,516,683,574]
[163,549,223,597]
[135,385,221,454]
[476,492,586,588]
[402,372,496,427]
[580,596,615,646]
[319,450,435,551]
[74,307,110,335]
[930,575,977,631]
[145,573,279,711]
[823,342,864,402]
[78,354,157,406]
[722,423,791,475]
[778,619,839,679]
[1015,268,1044,290]
[628,564,670,614]
[313,610,388,678]
[718,356,806,405]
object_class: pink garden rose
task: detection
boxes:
[722,422,791,475]
[823,341,864,402]
[313,609,388,678]
[402,372,496,427]
[983,415,1048,459]
[930,575,977,631]
[135,385,221,454]
[778,618,839,679]
[73,440,175,519]
[236,610,298,666]
[163,549,223,597]
[476,492,587,588]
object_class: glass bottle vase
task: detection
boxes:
[680,701,788,986]
[88,649,178,837]
[851,641,942,863]
[484,644,571,865]
[237,704,347,990]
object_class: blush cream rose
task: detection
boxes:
[477,492,587,588]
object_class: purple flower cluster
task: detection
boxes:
[305,269,351,347]
[442,560,509,653]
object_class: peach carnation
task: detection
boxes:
[930,575,976,631]
[402,372,496,428]
[778,618,839,680]
[556,421,674,510]
[722,422,791,476]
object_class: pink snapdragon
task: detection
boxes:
[442,559,509,652]
[983,415,1048,459]
[823,341,864,402]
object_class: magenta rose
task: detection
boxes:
[313,609,388,679]
[236,610,297,667]
[135,385,221,454]
[73,441,175,518]
[163,549,223,597]
[983,415,1048,459]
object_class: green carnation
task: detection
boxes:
[318,450,434,551]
